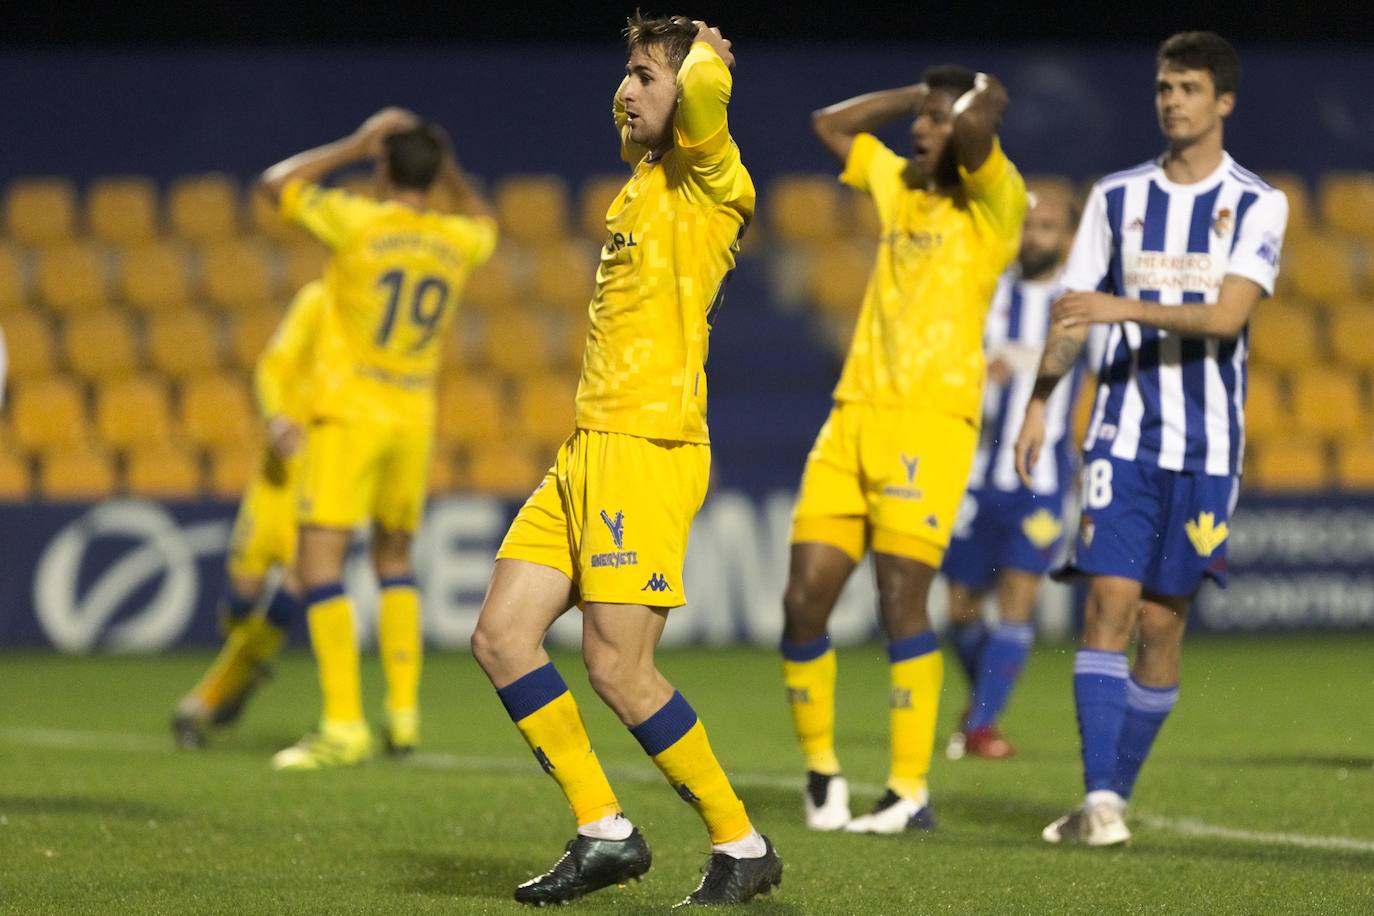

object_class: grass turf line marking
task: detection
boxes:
[4,726,1374,855]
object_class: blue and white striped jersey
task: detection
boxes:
[968,270,1095,496]
[1064,153,1288,477]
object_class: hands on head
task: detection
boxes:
[692,21,734,68]
[354,107,422,158]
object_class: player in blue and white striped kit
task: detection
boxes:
[1015,31,1287,846]
[943,187,1091,761]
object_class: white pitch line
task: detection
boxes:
[4,726,1373,855]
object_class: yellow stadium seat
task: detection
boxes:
[809,242,874,316]
[208,445,260,499]
[202,239,275,311]
[770,174,844,244]
[515,373,577,449]
[1289,366,1369,438]
[555,316,588,369]
[851,189,882,238]
[181,372,258,450]
[5,178,77,245]
[1335,437,1374,490]
[428,446,461,497]
[2,311,58,380]
[87,176,159,245]
[227,306,282,371]
[39,446,117,501]
[1319,171,1374,239]
[436,373,507,445]
[281,242,329,294]
[125,443,203,499]
[1249,441,1331,491]
[1283,235,1358,305]
[1246,303,1322,371]
[466,441,543,498]
[1328,311,1374,371]
[95,374,175,450]
[119,241,193,313]
[10,376,89,452]
[580,174,626,241]
[464,249,526,313]
[34,242,110,315]
[0,245,27,313]
[64,310,140,381]
[147,310,222,379]
[1243,367,1288,444]
[1259,172,1313,241]
[249,187,308,242]
[478,310,552,377]
[530,240,598,313]
[0,448,31,499]
[496,175,571,244]
[168,173,240,242]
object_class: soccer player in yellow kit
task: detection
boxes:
[258,108,497,771]
[171,280,327,748]
[468,16,782,909]
[780,68,1027,833]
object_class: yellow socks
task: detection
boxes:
[632,692,752,845]
[305,584,364,726]
[887,632,943,801]
[780,634,840,774]
[377,576,422,719]
[497,663,622,825]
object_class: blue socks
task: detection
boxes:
[1073,649,1129,793]
[950,620,988,686]
[1112,678,1179,799]
[965,622,1034,731]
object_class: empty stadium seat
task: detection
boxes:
[249,186,307,242]
[1335,437,1374,490]
[555,316,588,369]
[2,311,57,380]
[463,249,525,313]
[87,176,159,245]
[478,310,552,376]
[0,245,26,313]
[1258,172,1313,241]
[770,174,844,244]
[579,174,626,240]
[202,239,276,311]
[181,372,258,449]
[428,446,461,497]
[850,189,883,238]
[168,173,240,242]
[227,307,282,371]
[124,443,203,499]
[1247,303,1323,371]
[64,310,140,380]
[1249,441,1331,491]
[1329,311,1374,370]
[5,178,77,246]
[208,445,260,499]
[1283,235,1358,304]
[95,374,175,449]
[495,175,571,244]
[34,242,110,315]
[1319,171,1374,239]
[39,446,117,500]
[515,374,577,448]
[530,240,598,312]
[281,242,329,295]
[809,242,874,316]
[0,448,31,500]
[1289,366,1369,438]
[466,441,543,497]
[10,376,89,452]
[118,241,193,313]
[1243,367,1288,444]
[146,310,222,378]
[436,373,507,445]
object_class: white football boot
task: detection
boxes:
[803,772,852,831]
[844,789,935,834]
[1042,793,1131,847]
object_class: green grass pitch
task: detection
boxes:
[1,636,1371,914]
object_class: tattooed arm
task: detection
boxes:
[1014,320,1089,487]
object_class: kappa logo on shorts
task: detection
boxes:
[591,509,637,569]
[642,573,672,593]
[1185,511,1229,557]
[882,453,924,501]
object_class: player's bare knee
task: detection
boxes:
[782,578,833,641]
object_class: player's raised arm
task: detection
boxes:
[425,127,496,222]
[812,84,927,165]
[673,22,733,159]
[950,73,1008,173]
[257,107,419,204]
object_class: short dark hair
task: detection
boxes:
[384,123,446,191]
[921,64,977,98]
[625,11,698,72]
[1157,31,1240,95]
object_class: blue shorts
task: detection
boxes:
[942,486,1068,592]
[1055,453,1238,597]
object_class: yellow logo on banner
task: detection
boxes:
[1185,512,1229,557]
[1021,509,1063,548]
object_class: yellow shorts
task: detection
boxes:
[297,417,433,532]
[227,451,300,581]
[497,429,709,608]
[791,401,979,567]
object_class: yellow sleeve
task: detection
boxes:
[254,282,325,419]
[673,42,732,159]
[839,133,905,225]
[959,138,1029,252]
[279,179,381,250]
[613,80,650,166]
[443,214,500,268]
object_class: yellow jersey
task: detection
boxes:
[575,42,755,445]
[255,279,327,423]
[836,133,1027,421]
[280,180,498,424]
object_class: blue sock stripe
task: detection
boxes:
[992,622,1035,646]
[265,590,300,627]
[1126,679,1180,714]
[779,633,831,662]
[224,592,256,621]
[496,663,569,723]
[630,691,698,756]
[379,575,417,590]
[304,583,346,607]
[887,630,938,663]
[952,620,987,649]
[1073,649,1129,678]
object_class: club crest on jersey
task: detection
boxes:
[882,454,924,501]
[1080,513,1095,548]
[591,509,638,569]
[1022,509,1064,549]
[1185,511,1229,557]
[1211,207,1233,238]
